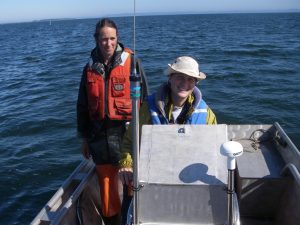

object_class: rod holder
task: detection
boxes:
[220,141,243,225]
[130,68,141,225]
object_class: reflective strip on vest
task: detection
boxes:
[188,100,208,124]
[193,108,207,113]
[120,52,130,66]
[151,111,158,117]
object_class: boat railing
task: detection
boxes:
[31,159,95,225]
[274,122,300,169]
[281,163,300,186]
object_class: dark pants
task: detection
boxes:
[89,123,125,165]
[121,185,133,225]
[101,214,120,225]
[88,120,127,225]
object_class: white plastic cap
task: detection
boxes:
[220,141,243,170]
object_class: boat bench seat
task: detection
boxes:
[138,125,229,225]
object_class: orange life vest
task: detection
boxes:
[86,48,133,121]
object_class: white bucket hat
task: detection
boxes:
[165,56,206,80]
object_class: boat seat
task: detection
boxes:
[138,125,229,225]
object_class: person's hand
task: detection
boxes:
[81,139,90,159]
[118,167,133,186]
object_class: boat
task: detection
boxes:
[31,122,300,225]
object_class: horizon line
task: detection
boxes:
[1,9,300,25]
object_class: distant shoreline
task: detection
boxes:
[1,10,300,25]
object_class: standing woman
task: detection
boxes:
[77,18,147,225]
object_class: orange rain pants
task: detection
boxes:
[96,164,121,217]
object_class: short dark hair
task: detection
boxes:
[94,18,118,41]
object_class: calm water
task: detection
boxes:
[0,13,299,224]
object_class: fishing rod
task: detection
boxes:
[130,0,141,224]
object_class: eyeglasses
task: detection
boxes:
[171,74,197,84]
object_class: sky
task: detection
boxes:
[1,0,300,24]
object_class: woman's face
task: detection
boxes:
[169,73,196,104]
[97,26,118,61]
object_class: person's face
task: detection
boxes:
[169,73,197,101]
[97,26,118,61]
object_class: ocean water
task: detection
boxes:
[0,13,299,224]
